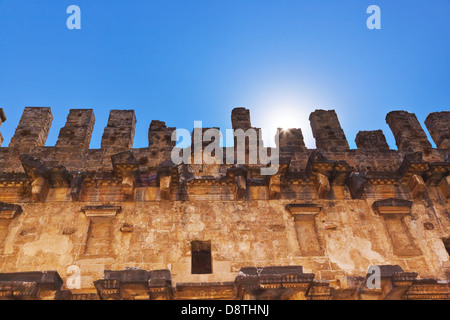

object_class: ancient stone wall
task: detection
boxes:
[0,107,448,300]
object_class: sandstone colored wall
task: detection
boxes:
[0,107,449,300]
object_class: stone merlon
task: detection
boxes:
[386,111,432,152]
[101,110,136,150]
[56,109,95,149]
[9,107,53,150]
[309,109,349,151]
[425,111,450,150]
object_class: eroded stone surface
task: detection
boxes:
[0,107,448,300]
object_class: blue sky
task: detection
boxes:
[0,0,449,149]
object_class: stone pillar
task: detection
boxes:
[309,110,349,151]
[101,110,136,150]
[355,130,389,151]
[56,109,95,148]
[9,107,53,149]
[231,108,262,163]
[0,108,5,146]
[231,107,251,131]
[277,128,306,152]
[386,111,432,152]
[148,120,176,149]
[425,111,450,150]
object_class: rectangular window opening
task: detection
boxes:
[191,240,212,274]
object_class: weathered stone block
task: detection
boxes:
[386,111,432,152]
[355,130,389,150]
[309,109,349,151]
[9,107,53,149]
[56,109,95,148]
[149,120,176,149]
[277,128,306,152]
[101,110,136,150]
[231,107,251,130]
[425,111,450,149]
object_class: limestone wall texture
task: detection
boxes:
[0,106,448,300]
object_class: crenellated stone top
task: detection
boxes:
[0,106,447,203]
[0,107,447,153]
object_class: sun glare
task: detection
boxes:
[255,105,314,148]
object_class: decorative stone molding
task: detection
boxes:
[372,198,413,216]
[235,266,316,300]
[266,157,290,200]
[111,151,140,200]
[407,174,426,199]
[20,154,49,202]
[423,162,448,186]
[305,151,353,198]
[286,203,322,216]
[94,269,172,300]
[372,199,421,256]
[82,205,122,218]
[0,266,448,300]
[175,282,235,300]
[404,279,450,300]
[347,172,368,199]
[286,204,324,256]
[306,281,334,300]
[360,265,418,300]
[157,160,178,200]
[0,271,63,300]
[227,165,248,200]
[81,205,122,255]
[0,202,22,219]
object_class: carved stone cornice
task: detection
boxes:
[0,271,63,300]
[305,152,353,198]
[347,172,368,199]
[81,205,122,218]
[372,198,413,216]
[286,203,322,216]
[235,266,315,299]
[0,202,22,219]
[361,265,418,300]
[305,151,353,185]
[175,282,235,300]
[306,281,334,300]
[94,269,172,300]
[397,152,429,181]
[424,162,449,186]
[404,279,450,300]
